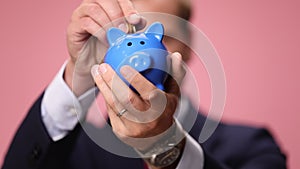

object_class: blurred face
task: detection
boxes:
[132,0,191,61]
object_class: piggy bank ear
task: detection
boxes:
[107,27,126,46]
[145,22,164,41]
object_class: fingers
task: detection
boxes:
[72,2,124,39]
[94,52,186,103]
[119,65,169,122]
[120,65,158,99]
[85,0,137,17]
[116,0,146,29]
[70,3,109,44]
[69,0,147,51]
[80,17,104,38]
[91,64,132,122]
[163,52,186,95]
[69,0,147,39]
[91,52,185,121]
[94,0,127,28]
[73,3,111,27]
[111,0,146,31]
[91,65,115,105]
[74,0,145,31]
[91,64,147,112]
[117,0,137,16]
[119,52,186,98]
[170,52,186,85]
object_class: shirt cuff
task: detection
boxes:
[41,61,98,141]
[176,134,204,169]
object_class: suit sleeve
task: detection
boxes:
[1,93,82,169]
[201,125,287,169]
[2,62,97,169]
[181,111,287,169]
[235,128,286,169]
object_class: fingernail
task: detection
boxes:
[118,23,127,32]
[91,65,100,78]
[99,64,107,74]
[173,52,182,59]
[128,14,141,24]
[120,66,134,79]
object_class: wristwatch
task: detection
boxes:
[146,138,185,167]
[136,121,186,167]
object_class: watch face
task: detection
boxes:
[154,147,180,167]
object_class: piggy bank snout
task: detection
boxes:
[127,52,151,72]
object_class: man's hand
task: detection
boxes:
[91,52,186,150]
[65,0,146,96]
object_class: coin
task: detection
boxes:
[126,22,136,34]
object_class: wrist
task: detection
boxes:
[145,138,186,169]
[136,120,186,168]
[64,60,95,96]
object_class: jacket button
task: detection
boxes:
[28,145,42,166]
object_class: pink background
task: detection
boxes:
[0,0,299,168]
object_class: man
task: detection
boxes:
[2,0,286,169]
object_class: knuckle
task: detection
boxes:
[148,89,161,100]
[125,9,137,16]
[107,98,116,109]
[117,0,136,15]
[88,4,99,16]
[122,96,132,108]
[148,121,159,131]
[71,3,89,21]
[116,91,133,107]
[125,92,142,111]
[109,10,123,20]
[81,18,92,29]
[129,129,143,138]
[131,73,140,84]
[128,92,136,105]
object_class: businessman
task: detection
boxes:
[2,0,286,168]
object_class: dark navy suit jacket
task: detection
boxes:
[2,94,286,169]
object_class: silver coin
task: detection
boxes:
[127,22,136,34]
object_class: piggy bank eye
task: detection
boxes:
[140,41,145,45]
[127,42,132,46]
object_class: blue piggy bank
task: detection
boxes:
[104,22,170,91]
